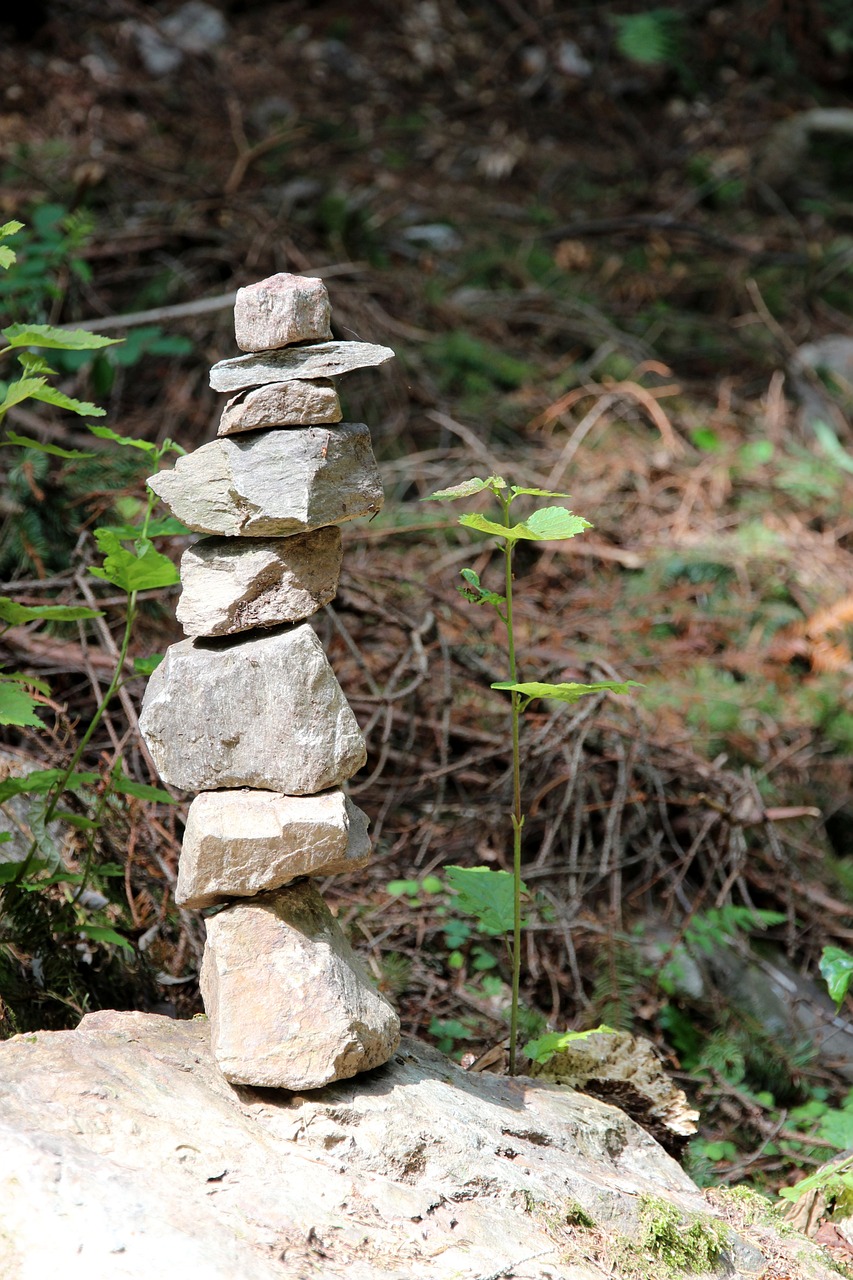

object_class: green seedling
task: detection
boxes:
[427,475,640,1072]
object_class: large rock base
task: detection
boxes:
[200,882,400,1088]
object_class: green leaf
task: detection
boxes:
[54,812,100,831]
[509,487,571,499]
[819,1108,853,1149]
[0,377,50,416]
[491,679,643,705]
[523,1024,617,1065]
[90,532,179,592]
[17,352,58,377]
[0,768,97,804]
[76,924,134,953]
[88,424,160,455]
[445,865,526,936]
[0,682,43,726]
[0,596,103,624]
[387,878,421,898]
[459,506,592,544]
[820,946,853,1008]
[3,431,96,459]
[0,220,24,239]
[427,475,506,501]
[95,517,190,539]
[814,420,853,475]
[132,654,164,677]
[2,323,121,351]
[111,775,177,804]
[0,859,53,885]
[458,568,506,609]
[24,382,107,418]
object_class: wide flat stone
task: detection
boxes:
[217,380,342,436]
[201,882,400,1088]
[234,273,332,353]
[176,528,342,637]
[147,424,383,537]
[209,340,395,393]
[138,624,366,794]
[176,788,371,908]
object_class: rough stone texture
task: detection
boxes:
[234,273,332,352]
[176,788,371,908]
[176,527,342,637]
[138,623,366,794]
[217,380,342,435]
[209,339,395,393]
[201,882,400,1088]
[0,1011,835,1280]
[147,424,383,537]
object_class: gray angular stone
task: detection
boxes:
[147,423,383,537]
[209,340,395,393]
[176,788,371,908]
[138,623,366,794]
[176,528,342,638]
[217,380,342,435]
[234,273,332,352]
[200,882,400,1088]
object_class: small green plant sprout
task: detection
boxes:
[523,1025,617,1067]
[778,1152,853,1209]
[427,475,641,1073]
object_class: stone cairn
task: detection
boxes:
[138,273,401,1090]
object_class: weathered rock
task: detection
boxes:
[217,380,342,435]
[209,340,395,393]
[138,624,366,794]
[790,334,853,438]
[176,788,371,908]
[0,1011,836,1279]
[201,882,400,1088]
[176,528,342,637]
[234,273,332,352]
[147,424,383,537]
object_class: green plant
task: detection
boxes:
[426,475,639,1071]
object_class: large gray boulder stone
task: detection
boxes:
[218,380,341,435]
[0,1011,834,1279]
[138,623,366,794]
[147,423,383,537]
[200,882,400,1088]
[209,339,395,393]
[176,527,342,637]
[176,787,371,907]
[234,272,331,352]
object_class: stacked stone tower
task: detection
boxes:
[138,273,400,1090]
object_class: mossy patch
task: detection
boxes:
[613,1196,729,1278]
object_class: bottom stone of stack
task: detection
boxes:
[200,881,400,1089]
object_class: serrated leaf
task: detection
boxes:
[820,946,853,1008]
[458,568,506,608]
[3,431,96,459]
[88,424,160,455]
[0,671,51,694]
[2,323,121,351]
[445,865,527,936]
[76,924,134,953]
[460,506,592,544]
[492,679,643,705]
[0,377,50,416]
[111,775,176,804]
[0,247,16,270]
[94,517,190,540]
[0,768,96,804]
[132,654,164,677]
[509,486,571,499]
[0,682,43,726]
[0,220,24,238]
[0,596,103,624]
[90,533,179,592]
[25,382,106,418]
[427,475,506,501]
[17,352,58,377]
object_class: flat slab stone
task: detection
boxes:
[176,527,342,637]
[218,380,342,436]
[147,423,383,537]
[138,623,366,794]
[176,788,371,908]
[201,882,400,1088]
[209,340,395,393]
[234,273,332,353]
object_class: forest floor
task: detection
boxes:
[2,0,853,1215]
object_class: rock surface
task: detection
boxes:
[209,339,395,393]
[147,423,383,536]
[176,527,342,637]
[234,272,332,352]
[218,379,342,435]
[200,882,400,1088]
[138,623,366,794]
[177,788,371,907]
[0,1010,836,1280]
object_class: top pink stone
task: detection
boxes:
[234,273,333,353]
